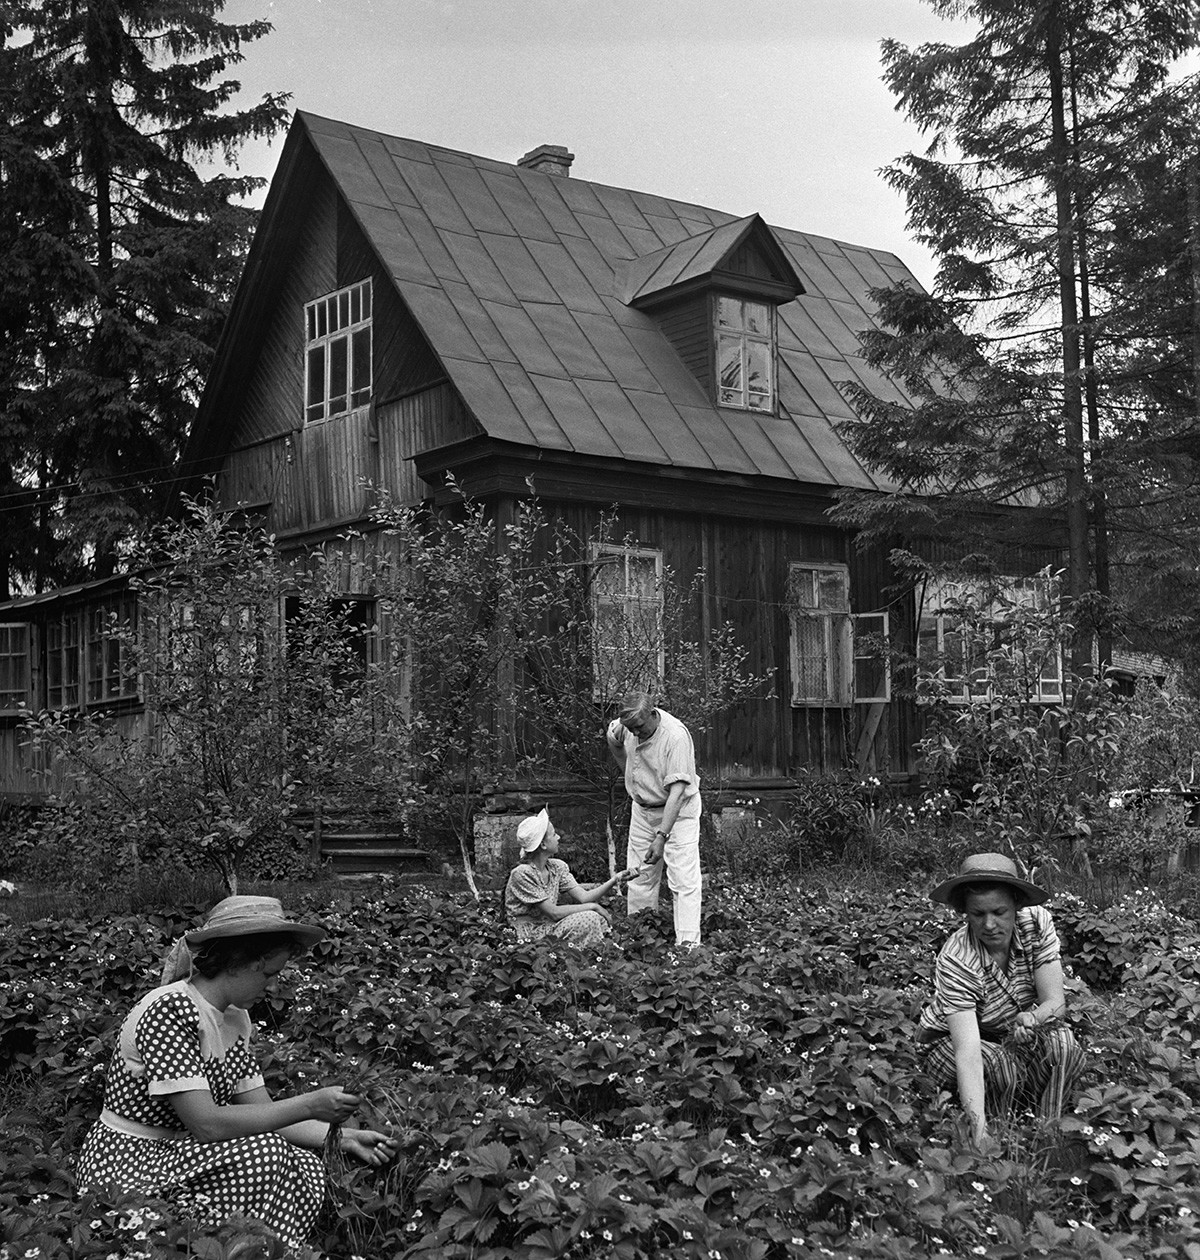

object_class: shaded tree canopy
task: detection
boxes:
[0,0,288,597]
[835,0,1200,668]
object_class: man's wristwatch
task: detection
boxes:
[653,829,667,841]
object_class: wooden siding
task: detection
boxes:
[217,383,477,532]
[336,201,445,402]
[236,173,337,447]
[517,499,918,782]
[1,709,144,799]
[375,386,479,506]
[728,238,774,281]
[656,293,713,395]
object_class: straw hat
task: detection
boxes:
[931,853,1047,910]
[517,808,551,854]
[185,895,326,949]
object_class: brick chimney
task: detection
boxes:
[517,144,574,177]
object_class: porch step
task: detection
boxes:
[319,831,432,874]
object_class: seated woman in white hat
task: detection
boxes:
[76,895,397,1250]
[504,808,639,944]
[918,853,1086,1143]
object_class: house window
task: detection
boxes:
[283,594,377,688]
[86,599,139,705]
[304,279,372,423]
[47,614,83,710]
[716,295,774,412]
[591,544,664,698]
[853,612,891,703]
[788,563,852,706]
[917,574,1063,704]
[0,624,30,713]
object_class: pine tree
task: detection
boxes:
[835,0,1196,669]
[0,0,288,593]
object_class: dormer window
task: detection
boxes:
[620,213,800,417]
[305,279,372,423]
[716,296,774,412]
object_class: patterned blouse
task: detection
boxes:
[919,905,1061,1041]
[505,858,581,927]
[101,980,263,1130]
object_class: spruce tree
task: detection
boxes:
[835,0,1196,669]
[0,0,288,593]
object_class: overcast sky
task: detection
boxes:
[219,0,976,288]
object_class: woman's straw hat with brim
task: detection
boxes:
[185,895,326,949]
[931,853,1048,909]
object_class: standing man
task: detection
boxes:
[606,691,703,947]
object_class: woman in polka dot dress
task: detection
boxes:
[77,896,397,1251]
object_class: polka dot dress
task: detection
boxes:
[76,982,324,1251]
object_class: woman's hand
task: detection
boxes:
[306,1086,361,1124]
[615,865,642,885]
[341,1127,400,1166]
[1012,1011,1039,1044]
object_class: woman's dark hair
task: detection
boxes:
[191,931,302,978]
[949,881,1025,914]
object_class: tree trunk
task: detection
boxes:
[1047,11,1093,674]
[1070,54,1111,676]
[1188,152,1200,437]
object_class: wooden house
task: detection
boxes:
[0,112,1032,808]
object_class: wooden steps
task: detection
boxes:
[316,829,432,875]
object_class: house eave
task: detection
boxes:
[414,437,842,525]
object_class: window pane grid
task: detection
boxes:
[714,296,775,412]
[918,575,1063,704]
[788,563,852,706]
[0,624,29,710]
[85,600,138,705]
[48,615,82,709]
[304,279,373,423]
[591,544,664,697]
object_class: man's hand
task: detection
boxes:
[644,833,666,865]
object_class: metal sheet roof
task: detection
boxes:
[300,112,918,492]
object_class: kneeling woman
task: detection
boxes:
[77,896,396,1250]
[505,808,638,944]
[918,854,1086,1142]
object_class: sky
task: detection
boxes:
[218,0,974,289]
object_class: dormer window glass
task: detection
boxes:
[716,296,774,412]
[305,279,372,423]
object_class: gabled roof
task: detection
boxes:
[618,213,805,308]
[190,112,926,493]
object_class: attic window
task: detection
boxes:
[716,296,774,412]
[305,279,372,423]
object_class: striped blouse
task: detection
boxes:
[919,905,1061,1040]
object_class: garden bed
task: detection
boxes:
[2,879,1199,1259]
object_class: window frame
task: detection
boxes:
[590,543,665,700]
[84,597,140,707]
[917,575,1064,705]
[714,293,776,414]
[788,561,853,707]
[853,611,891,704]
[0,623,31,715]
[304,278,373,425]
[46,612,84,711]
